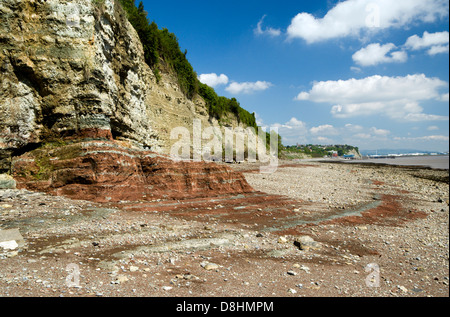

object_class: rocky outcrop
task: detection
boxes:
[0,0,260,201]
[0,173,16,189]
[0,0,158,170]
[12,140,254,202]
[347,149,362,159]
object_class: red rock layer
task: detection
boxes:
[12,140,254,203]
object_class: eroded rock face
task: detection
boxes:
[1,0,259,200]
[0,0,258,174]
[0,0,161,164]
[0,1,173,150]
[12,140,254,202]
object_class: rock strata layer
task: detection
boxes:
[12,140,254,202]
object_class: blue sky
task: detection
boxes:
[141,0,449,152]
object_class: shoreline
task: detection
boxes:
[310,155,449,171]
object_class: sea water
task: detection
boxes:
[349,155,449,170]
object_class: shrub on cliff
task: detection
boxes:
[118,0,197,98]
[198,82,257,129]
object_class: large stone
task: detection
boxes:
[0,174,16,189]
[294,235,322,251]
[201,262,219,271]
[0,228,25,250]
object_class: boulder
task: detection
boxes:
[294,235,322,251]
[0,174,16,189]
[12,140,254,202]
[0,228,25,250]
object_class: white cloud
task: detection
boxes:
[370,127,390,136]
[351,31,448,69]
[440,92,449,102]
[394,135,449,141]
[286,117,307,128]
[295,92,310,101]
[272,117,307,131]
[258,112,448,150]
[349,127,390,140]
[271,118,392,146]
[354,133,372,139]
[345,123,364,131]
[199,74,275,95]
[403,113,449,121]
[314,136,334,144]
[255,15,281,37]
[296,74,448,121]
[421,135,449,141]
[427,125,439,131]
[226,81,272,95]
[352,43,407,66]
[310,124,338,135]
[254,112,265,127]
[269,117,309,145]
[198,73,229,88]
[405,31,449,55]
[286,0,448,44]
[427,44,450,55]
[296,74,446,104]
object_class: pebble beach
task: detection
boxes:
[0,160,448,298]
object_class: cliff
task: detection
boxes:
[0,0,256,200]
[0,0,255,166]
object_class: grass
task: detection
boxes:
[22,142,83,181]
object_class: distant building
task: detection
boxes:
[328,150,338,158]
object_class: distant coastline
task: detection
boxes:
[360,149,449,157]
[318,154,449,170]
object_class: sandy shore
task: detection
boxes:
[0,160,448,298]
